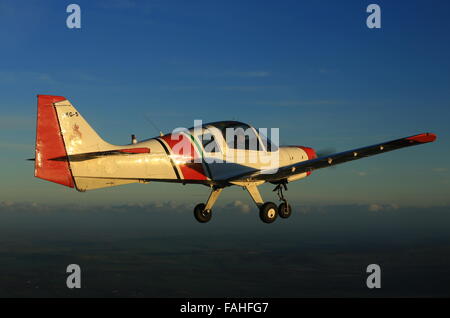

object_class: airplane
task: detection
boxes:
[32,95,437,224]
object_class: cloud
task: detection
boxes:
[357,171,367,177]
[0,201,52,214]
[0,200,190,215]
[222,200,251,213]
[5,201,450,220]
[0,200,256,216]
[433,168,448,173]
[229,200,251,213]
[368,203,400,212]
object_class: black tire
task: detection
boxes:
[194,203,212,223]
[278,202,292,219]
[259,202,278,224]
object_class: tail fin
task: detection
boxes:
[35,95,74,187]
[35,95,112,188]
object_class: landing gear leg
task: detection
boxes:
[245,184,278,224]
[274,183,292,219]
[194,187,223,223]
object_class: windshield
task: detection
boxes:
[207,121,278,151]
[258,129,278,152]
[194,121,278,152]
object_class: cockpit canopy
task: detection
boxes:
[192,121,278,152]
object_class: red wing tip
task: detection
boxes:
[406,133,437,143]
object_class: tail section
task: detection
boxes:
[35,95,158,191]
[35,95,114,189]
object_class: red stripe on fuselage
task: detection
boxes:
[160,133,207,181]
[118,148,150,154]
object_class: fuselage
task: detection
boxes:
[69,121,317,189]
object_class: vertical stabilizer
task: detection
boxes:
[35,95,74,187]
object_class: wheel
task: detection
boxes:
[278,202,292,218]
[259,202,278,224]
[194,203,212,223]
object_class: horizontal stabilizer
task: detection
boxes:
[29,148,150,162]
[49,147,151,162]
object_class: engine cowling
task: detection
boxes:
[279,146,317,182]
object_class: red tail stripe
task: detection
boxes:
[35,95,74,188]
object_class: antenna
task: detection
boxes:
[144,113,164,137]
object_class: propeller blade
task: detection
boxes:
[316,147,336,158]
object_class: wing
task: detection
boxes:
[229,132,437,183]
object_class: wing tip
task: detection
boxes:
[406,133,437,143]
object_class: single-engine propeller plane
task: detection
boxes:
[32,95,437,223]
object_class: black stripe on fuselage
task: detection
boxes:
[155,138,181,180]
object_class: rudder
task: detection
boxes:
[35,95,74,187]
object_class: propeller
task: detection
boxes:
[315,147,336,158]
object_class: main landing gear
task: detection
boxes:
[193,183,292,224]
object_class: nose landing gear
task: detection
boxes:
[274,183,292,219]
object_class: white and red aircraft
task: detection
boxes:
[33,95,437,223]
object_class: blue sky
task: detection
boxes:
[0,0,449,207]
